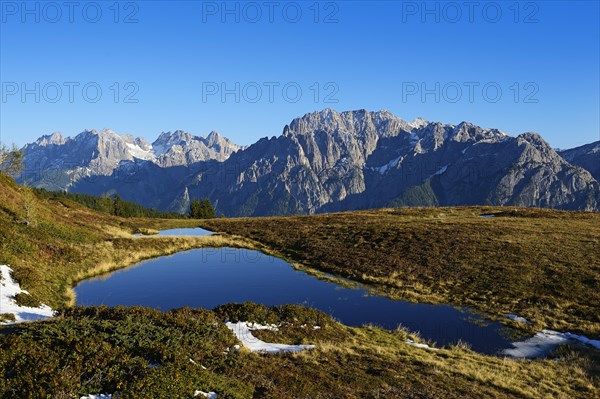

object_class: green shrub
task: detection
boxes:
[213,302,279,325]
[13,292,41,308]
[190,198,217,219]
[0,313,16,323]
[0,306,249,398]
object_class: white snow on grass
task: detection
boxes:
[0,265,54,324]
[226,321,315,354]
[405,339,439,351]
[82,390,217,398]
[502,329,600,358]
[479,214,496,218]
[505,314,531,324]
[246,322,279,331]
[560,332,600,349]
[189,358,208,369]
[194,391,218,398]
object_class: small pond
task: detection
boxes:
[75,248,514,355]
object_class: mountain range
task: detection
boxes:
[18,109,600,215]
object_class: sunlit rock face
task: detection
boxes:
[19,109,600,215]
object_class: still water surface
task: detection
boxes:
[75,247,513,354]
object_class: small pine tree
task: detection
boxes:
[113,193,124,217]
[189,198,216,219]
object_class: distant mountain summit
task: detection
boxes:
[558,141,600,181]
[20,129,243,190]
[19,109,600,214]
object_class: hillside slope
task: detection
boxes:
[0,174,231,308]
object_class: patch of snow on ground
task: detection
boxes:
[505,314,531,324]
[80,395,114,399]
[480,214,496,218]
[194,391,218,398]
[560,332,600,349]
[502,329,600,358]
[0,265,55,324]
[226,321,315,354]
[246,322,279,331]
[405,339,438,351]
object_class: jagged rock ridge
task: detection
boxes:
[19,109,600,214]
[20,129,243,190]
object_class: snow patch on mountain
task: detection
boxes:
[408,117,429,129]
[126,142,156,161]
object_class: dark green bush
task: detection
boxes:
[0,313,16,322]
[0,306,251,398]
[13,292,41,308]
[213,302,279,325]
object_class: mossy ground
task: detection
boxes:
[1,304,598,399]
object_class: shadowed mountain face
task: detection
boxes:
[558,141,600,182]
[19,109,600,215]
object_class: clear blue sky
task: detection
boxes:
[1,0,598,149]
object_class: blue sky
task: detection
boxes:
[1,0,598,149]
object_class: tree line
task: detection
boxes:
[2,144,218,219]
[32,189,185,219]
[33,190,218,219]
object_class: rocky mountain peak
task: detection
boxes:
[408,117,429,129]
[17,109,600,214]
[34,131,66,146]
[207,130,221,140]
[20,127,242,189]
[517,132,556,157]
[558,140,600,181]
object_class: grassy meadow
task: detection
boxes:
[0,174,258,309]
[200,208,600,337]
[0,174,598,398]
